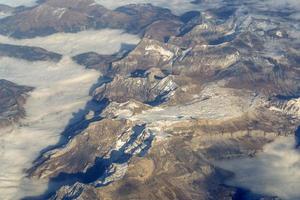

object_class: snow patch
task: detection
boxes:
[52,8,66,19]
[145,45,174,61]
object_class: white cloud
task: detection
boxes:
[217,137,300,200]
[0,0,37,7]
[0,29,141,56]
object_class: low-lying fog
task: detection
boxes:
[0,0,37,7]
[217,136,300,200]
[94,0,199,15]
[0,30,141,56]
[0,29,140,199]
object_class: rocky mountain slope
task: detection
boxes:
[0,0,299,200]
[0,43,62,62]
[0,0,178,38]
[0,79,33,128]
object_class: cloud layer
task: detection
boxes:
[217,137,300,200]
[0,29,141,56]
[0,0,37,7]
[262,0,300,10]
[0,56,100,199]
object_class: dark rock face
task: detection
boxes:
[0,43,62,62]
[29,119,130,179]
[72,52,121,73]
[0,79,33,127]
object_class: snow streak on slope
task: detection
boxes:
[0,30,141,56]
[0,29,140,199]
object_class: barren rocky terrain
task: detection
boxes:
[0,0,299,200]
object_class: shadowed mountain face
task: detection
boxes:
[0,79,33,128]
[0,0,299,200]
[0,43,62,62]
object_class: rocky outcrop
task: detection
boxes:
[0,43,62,62]
[111,38,182,76]
[50,183,99,200]
[269,97,300,118]
[93,73,178,104]
[101,100,151,119]
[72,52,120,73]
[173,45,240,78]
[29,119,131,179]
[143,19,183,42]
[0,79,33,128]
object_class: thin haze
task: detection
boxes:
[0,29,140,199]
